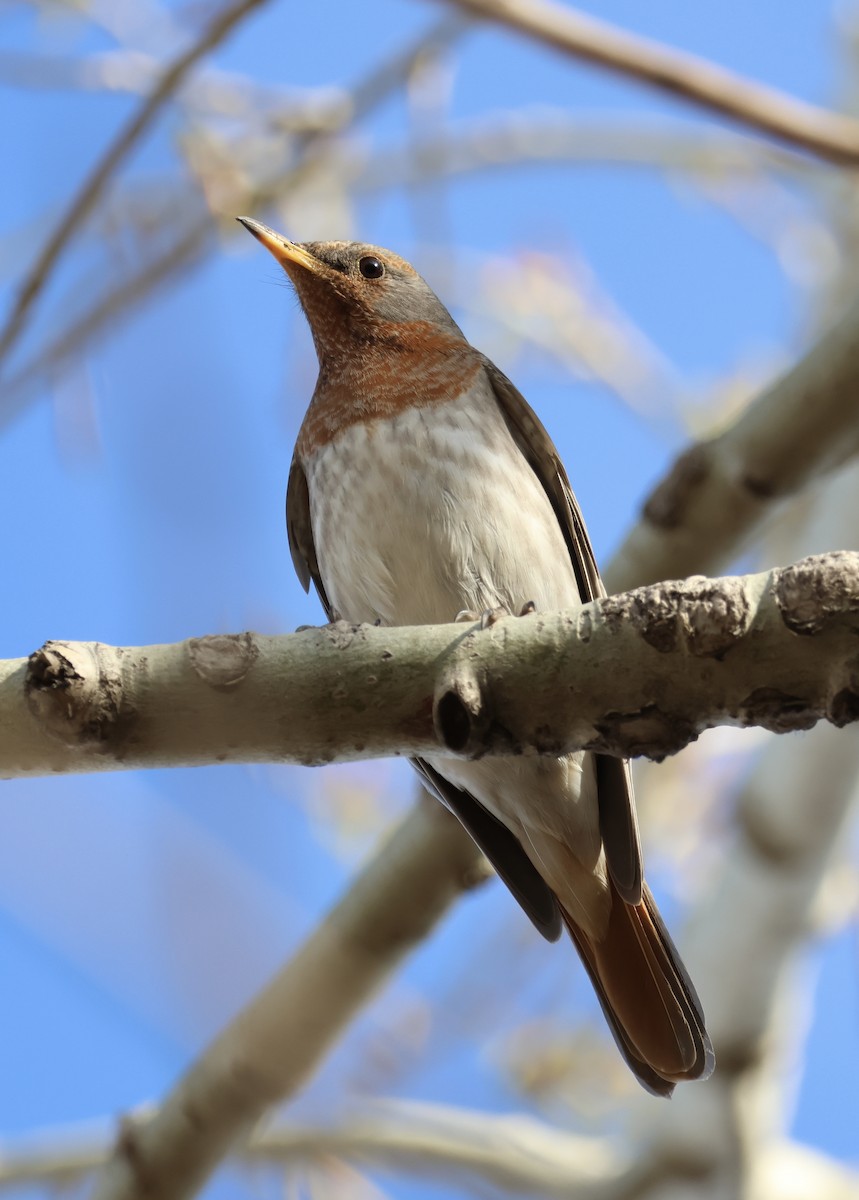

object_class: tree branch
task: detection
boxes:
[0,1100,631,1195]
[8,1101,859,1199]
[0,0,272,374]
[347,115,820,190]
[89,799,487,1200]
[3,553,859,780]
[439,0,859,166]
[606,296,859,592]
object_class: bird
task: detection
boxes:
[238,216,714,1096]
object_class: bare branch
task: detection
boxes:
[606,295,859,593]
[346,115,822,189]
[3,553,859,779]
[254,1101,627,1197]
[0,50,342,124]
[0,0,273,373]
[0,1100,630,1196]
[88,799,486,1200]
[439,0,859,166]
[7,1100,859,1199]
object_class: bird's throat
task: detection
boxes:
[296,322,482,457]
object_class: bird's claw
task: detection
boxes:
[455,607,505,628]
[480,606,512,628]
[455,602,537,628]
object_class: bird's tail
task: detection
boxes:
[562,881,714,1096]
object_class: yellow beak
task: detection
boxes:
[236,216,320,274]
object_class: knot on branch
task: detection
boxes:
[773,551,859,635]
[433,657,490,755]
[188,633,259,689]
[642,443,710,529]
[604,575,751,658]
[738,687,818,735]
[26,640,125,748]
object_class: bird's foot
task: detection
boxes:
[455,603,535,629]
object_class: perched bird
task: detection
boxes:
[239,216,714,1096]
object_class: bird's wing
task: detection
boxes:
[286,454,335,620]
[483,357,643,904]
[413,759,562,941]
[286,451,563,940]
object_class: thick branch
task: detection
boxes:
[441,0,859,165]
[606,300,859,592]
[4,553,859,780]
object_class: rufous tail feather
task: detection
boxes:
[562,881,714,1097]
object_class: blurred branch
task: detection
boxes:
[6,1100,859,1198]
[440,0,859,166]
[0,16,467,428]
[5,98,835,429]
[0,218,210,428]
[605,467,859,1197]
[0,0,273,374]
[255,1100,628,1197]
[458,248,683,420]
[88,799,486,1200]
[0,50,338,123]
[606,291,859,593]
[346,113,823,187]
[0,1100,632,1195]
[661,722,859,1198]
[4,553,859,779]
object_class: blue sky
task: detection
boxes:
[0,1,856,1196]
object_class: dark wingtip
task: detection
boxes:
[411,758,563,941]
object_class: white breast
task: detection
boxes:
[303,379,581,627]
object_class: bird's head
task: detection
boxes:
[237,217,463,361]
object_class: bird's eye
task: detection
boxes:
[359,255,385,280]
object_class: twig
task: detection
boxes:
[345,114,822,190]
[0,0,272,374]
[439,0,859,166]
[0,50,332,123]
[0,221,210,429]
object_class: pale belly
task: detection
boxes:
[302,388,581,627]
